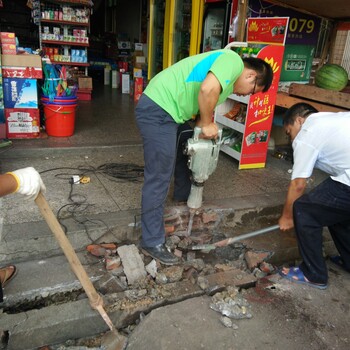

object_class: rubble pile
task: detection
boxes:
[87,219,277,322]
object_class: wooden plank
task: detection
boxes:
[289,83,350,109]
[276,92,348,112]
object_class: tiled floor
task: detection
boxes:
[6,81,142,151]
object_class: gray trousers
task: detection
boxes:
[135,94,179,247]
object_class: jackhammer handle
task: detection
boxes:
[35,192,102,308]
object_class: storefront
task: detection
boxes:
[0,0,349,142]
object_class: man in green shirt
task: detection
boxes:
[135,49,273,265]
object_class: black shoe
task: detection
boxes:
[141,244,179,265]
[329,256,350,272]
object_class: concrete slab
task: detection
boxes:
[126,267,350,350]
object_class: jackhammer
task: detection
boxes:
[184,126,222,235]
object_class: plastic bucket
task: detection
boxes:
[43,103,77,137]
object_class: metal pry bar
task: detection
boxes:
[191,224,280,251]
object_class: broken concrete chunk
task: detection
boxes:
[95,274,127,294]
[124,289,148,301]
[117,244,147,285]
[186,251,196,261]
[220,316,233,328]
[253,267,267,278]
[166,235,181,248]
[184,258,206,271]
[197,276,209,290]
[211,287,252,320]
[155,272,168,284]
[174,248,183,258]
[162,265,184,283]
[105,256,121,271]
[214,263,235,272]
[145,259,158,278]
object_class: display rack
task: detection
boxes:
[214,17,288,169]
[39,0,92,75]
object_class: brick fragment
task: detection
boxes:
[244,250,271,270]
[202,211,218,224]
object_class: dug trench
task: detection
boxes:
[0,203,340,350]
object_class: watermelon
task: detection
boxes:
[315,64,348,91]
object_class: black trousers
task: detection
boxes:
[293,177,350,284]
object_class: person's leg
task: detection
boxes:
[293,178,350,284]
[328,221,350,271]
[173,122,193,202]
[135,95,178,248]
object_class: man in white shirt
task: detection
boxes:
[278,103,350,289]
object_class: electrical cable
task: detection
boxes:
[39,162,145,247]
[39,129,192,242]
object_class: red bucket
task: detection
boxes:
[43,103,77,137]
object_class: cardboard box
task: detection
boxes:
[111,70,118,88]
[135,56,146,64]
[1,54,43,78]
[122,74,130,94]
[104,67,110,85]
[0,123,6,139]
[5,108,40,138]
[77,89,92,101]
[134,78,143,102]
[78,76,93,89]
[134,43,143,51]
[3,78,38,109]
[0,32,16,45]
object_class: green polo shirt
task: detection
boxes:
[144,49,244,124]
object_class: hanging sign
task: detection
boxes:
[247,17,289,45]
[249,0,321,46]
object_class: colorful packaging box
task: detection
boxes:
[134,77,143,102]
[133,68,143,78]
[3,78,38,108]
[1,44,17,55]
[0,108,4,124]
[0,32,16,45]
[5,108,40,138]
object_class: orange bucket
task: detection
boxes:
[43,103,77,137]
